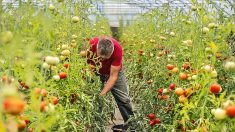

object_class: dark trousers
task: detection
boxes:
[99,70,134,122]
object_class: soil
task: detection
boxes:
[106,105,124,132]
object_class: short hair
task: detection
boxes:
[97,38,114,57]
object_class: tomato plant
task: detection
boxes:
[121,1,235,131]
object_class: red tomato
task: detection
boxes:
[18,120,27,129]
[210,83,221,94]
[3,97,25,115]
[2,75,7,83]
[51,96,59,105]
[25,119,30,125]
[35,88,41,95]
[20,82,26,87]
[41,89,47,97]
[168,88,173,92]
[59,72,67,79]
[179,73,187,80]
[148,113,155,120]
[226,105,235,117]
[63,63,69,68]
[19,115,30,125]
[182,62,190,70]
[28,128,33,132]
[139,50,144,56]
[149,120,156,126]
[158,88,163,95]
[161,95,169,100]
[153,118,161,124]
[169,83,176,89]
[40,102,46,112]
[184,88,193,97]
[166,64,174,70]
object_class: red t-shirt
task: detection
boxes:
[87,37,123,75]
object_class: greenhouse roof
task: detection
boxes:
[2,0,235,27]
[90,0,234,27]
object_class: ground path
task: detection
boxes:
[106,105,124,132]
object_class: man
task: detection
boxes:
[87,36,134,123]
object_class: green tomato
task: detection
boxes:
[214,108,226,120]
[72,16,79,23]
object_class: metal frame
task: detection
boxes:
[1,0,234,24]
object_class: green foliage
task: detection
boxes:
[121,1,235,131]
[0,0,113,131]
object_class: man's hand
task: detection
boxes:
[100,65,121,96]
[99,91,106,97]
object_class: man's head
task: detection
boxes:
[97,38,114,59]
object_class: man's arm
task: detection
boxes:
[100,65,121,96]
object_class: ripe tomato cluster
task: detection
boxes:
[34,88,59,112]
[148,113,161,126]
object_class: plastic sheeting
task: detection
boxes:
[2,0,235,27]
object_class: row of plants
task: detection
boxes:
[0,0,115,131]
[121,1,235,131]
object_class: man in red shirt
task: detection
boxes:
[87,37,134,123]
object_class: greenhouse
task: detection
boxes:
[0,0,235,131]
